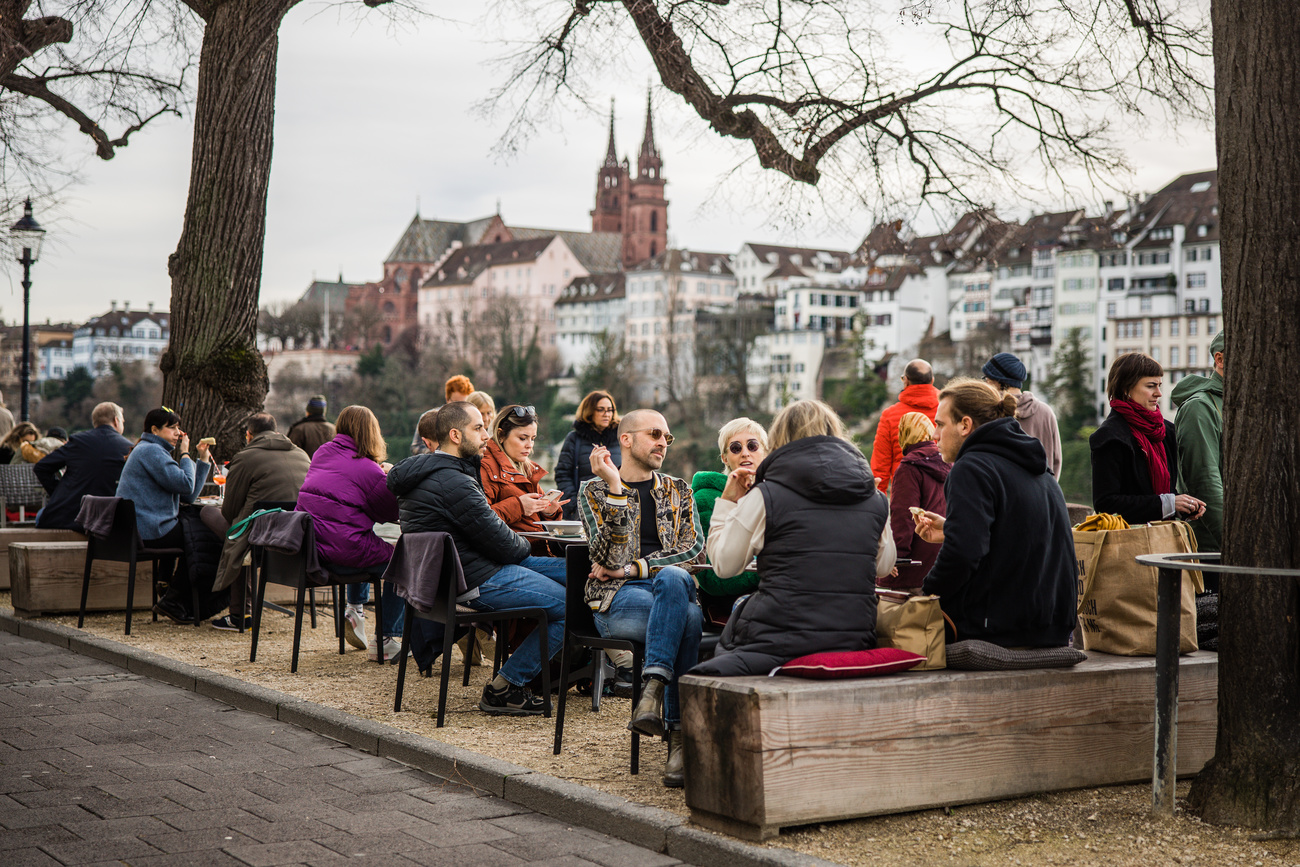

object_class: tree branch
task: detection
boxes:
[2,72,180,159]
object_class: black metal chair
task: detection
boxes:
[553,544,645,774]
[238,500,302,635]
[248,511,385,673]
[0,463,46,527]
[392,531,552,728]
[77,496,190,635]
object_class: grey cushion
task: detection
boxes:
[946,639,1086,671]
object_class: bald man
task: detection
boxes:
[871,358,940,493]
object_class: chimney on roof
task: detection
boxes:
[147,302,155,314]
[124,301,130,312]
[110,301,117,312]
[1103,200,1114,215]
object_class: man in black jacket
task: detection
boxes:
[35,402,133,531]
[915,379,1076,647]
[387,402,566,716]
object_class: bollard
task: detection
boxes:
[1152,565,1181,815]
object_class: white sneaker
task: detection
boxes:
[343,608,367,651]
[368,636,404,663]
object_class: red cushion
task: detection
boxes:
[779,648,925,679]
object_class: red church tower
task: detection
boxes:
[590,95,669,268]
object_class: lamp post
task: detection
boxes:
[9,199,45,421]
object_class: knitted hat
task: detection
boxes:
[982,352,1027,389]
[46,427,68,441]
[306,395,327,413]
[1209,331,1225,356]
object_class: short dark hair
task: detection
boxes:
[432,401,474,445]
[143,406,182,434]
[904,360,934,385]
[246,412,277,435]
[1107,352,1164,401]
[416,408,439,444]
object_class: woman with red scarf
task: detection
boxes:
[1090,353,1206,524]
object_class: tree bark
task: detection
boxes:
[1186,0,1300,831]
[161,0,294,457]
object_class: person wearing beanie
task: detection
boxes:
[982,352,1062,480]
[287,395,336,458]
[1172,330,1226,560]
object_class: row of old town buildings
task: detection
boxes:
[18,97,1218,422]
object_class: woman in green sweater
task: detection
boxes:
[692,417,767,620]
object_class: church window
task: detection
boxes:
[650,212,658,232]
[650,241,657,257]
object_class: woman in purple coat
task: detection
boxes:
[296,405,404,662]
[884,412,950,591]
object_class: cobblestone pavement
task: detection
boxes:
[0,631,682,867]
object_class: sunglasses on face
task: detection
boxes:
[631,428,674,446]
[728,439,762,455]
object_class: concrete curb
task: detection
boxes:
[0,612,841,867]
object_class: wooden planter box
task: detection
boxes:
[0,528,86,590]
[680,651,1218,840]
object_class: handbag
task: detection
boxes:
[876,591,947,670]
[1073,520,1202,655]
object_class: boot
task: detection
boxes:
[662,729,684,788]
[628,676,666,738]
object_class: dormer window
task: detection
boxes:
[1197,224,1209,237]
[1190,180,1211,193]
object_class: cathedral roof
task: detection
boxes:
[384,215,500,264]
[508,227,624,273]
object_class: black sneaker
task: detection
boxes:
[479,681,548,716]
[152,597,194,625]
[611,666,635,698]
[210,614,251,632]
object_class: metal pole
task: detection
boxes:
[20,252,31,421]
[1152,564,1181,815]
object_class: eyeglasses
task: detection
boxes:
[511,405,536,419]
[595,406,614,414]
[728,439,762,455]
[629,428,674,445]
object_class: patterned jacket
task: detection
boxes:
[578,472,703,613]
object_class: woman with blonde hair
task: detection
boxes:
[885,412,949,590]
[554,389,621,519]
[693,400,896,677]
[691,417,767,604]
[467,392,497,434]
[296,405,404,661]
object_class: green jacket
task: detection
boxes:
[691,471,761,596]
[1172,371,1224,551]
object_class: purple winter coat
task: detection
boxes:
[295,434,399,568]
[884,440,950,590]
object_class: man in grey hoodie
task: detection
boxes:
[982,352,1062,480]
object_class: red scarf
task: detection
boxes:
[1108,399,1171,495]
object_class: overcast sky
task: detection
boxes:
[3,2,1216,327]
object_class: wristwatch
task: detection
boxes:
[623,563,634,578]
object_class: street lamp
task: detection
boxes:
[9,199,45,421]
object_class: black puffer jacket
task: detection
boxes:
[922,417,1076,647]
[386,451,530,592]
[691,436,889,677]
[554,421,621,519]
[1089,412,1178,524]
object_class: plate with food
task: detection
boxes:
[537,520,585,538]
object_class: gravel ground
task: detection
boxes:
[7,592,1297,867]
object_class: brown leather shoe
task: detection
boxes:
[662,729,684,788]
[627,677,666,738]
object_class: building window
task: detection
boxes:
[1150,347,1160,362]
[1208,316,1217,335]
[1188,319,1198,336]
[1187,272,1207,288]
[1169,346,1179,366]
[1150,320,1160,337]
[1140,296,1152,312]
[1199,298,1210,312]
[1107,302,1117,317]
[1170,319,1180,337]
[1148,227,1174,241]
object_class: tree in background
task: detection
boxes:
[694,302,772,420]
[578,329,638,413]
[473,296,560,411]
[1048,327,1097,442]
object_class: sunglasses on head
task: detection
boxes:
[728,439,762,455]
[510,405,536,419]
[631,428,674,446]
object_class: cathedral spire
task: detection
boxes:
[603,98,619,167]
[639,90,658,161]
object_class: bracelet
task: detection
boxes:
[178,453,190,459]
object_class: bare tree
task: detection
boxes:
[488,0,1210,210]
[693,301,772,418]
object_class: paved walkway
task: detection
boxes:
[0,631,681,867]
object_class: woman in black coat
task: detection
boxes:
[1090,352,1205,524]
[553,390,621,519]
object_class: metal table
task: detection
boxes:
[1134,551,1300,816]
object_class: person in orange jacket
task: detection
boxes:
[870,359,939,493]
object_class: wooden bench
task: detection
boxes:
[679,651,1218,840]
[0,528,87,590]
[8,541,302,617]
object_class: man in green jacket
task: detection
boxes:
[1172,330,1225,554]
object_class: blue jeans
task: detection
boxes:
[466,561,566,688]
[329,561,404,639]
[594,566,703,726]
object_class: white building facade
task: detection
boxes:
[72,304,170,376]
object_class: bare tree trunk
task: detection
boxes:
[160,0,293,455]
[1187,0,1300,831]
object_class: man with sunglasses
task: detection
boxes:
[579,409,704,788]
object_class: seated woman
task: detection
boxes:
[0,422,39,464]
[692,400,896,677]
[467,392,497,434]
[296,405,405,663]
[116,407,220,624]
[884,412,949,591]
[1091,352,1206,525]
[691,418,766,622]
[554,390,621,519]
[480,404,566,536]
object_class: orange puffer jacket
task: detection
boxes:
[478,439,561,532]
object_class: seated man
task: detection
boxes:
[579,409,703,789]
[35,402,133,531]
[914,379,1076,647]
[200,413,311,630]
[387,400,566,715]
[285,395,335,458]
